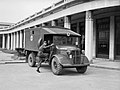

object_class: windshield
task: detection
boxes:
[53,35,79,45]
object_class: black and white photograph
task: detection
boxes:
[0,0,120,90]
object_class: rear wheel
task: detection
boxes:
[76,66,87,73]
[51,57,63,75]
[28,52,36,67]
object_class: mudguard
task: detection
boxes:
[51,54,71,65]
[81,54,89,64]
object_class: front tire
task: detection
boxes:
[51,57,63,75]
[76,66,87,73]
[28,52,36,67]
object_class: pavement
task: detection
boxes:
[90,58,120,70]
[0,50,120,70]
[0,51,26,64]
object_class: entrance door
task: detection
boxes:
[115,16,120,60]
[96,17,110,58]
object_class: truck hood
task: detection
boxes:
[56,45,80,51]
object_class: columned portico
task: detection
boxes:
[85,11,94,61]
[64,16,71,29]
[0,0,119,62]
[2,34,5,49]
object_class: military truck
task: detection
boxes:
[16,26,90,75]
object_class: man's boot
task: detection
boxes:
[36,68,40,73]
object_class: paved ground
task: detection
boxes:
[91,59,120,70]
[0,50,120,90]
[0,51,25,64]
[0,63,120,90]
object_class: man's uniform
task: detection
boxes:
[36,41,53,73]
[36,41,47,73]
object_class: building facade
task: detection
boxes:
[0,0,120,61]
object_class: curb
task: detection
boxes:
[0,60,26,64]
[5,61,26,64]
[90,65,120,71]
[0,62,5,64]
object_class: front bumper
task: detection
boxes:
[62,63,90,68]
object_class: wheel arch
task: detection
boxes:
[50,55,62,66]
[25,50,37,63]
[50,54,70,66]
[81,55,90,64]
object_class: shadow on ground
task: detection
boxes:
[34,63,89,76]
[1,49,17,54]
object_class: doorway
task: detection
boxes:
[96,17,110,58]
[115,16,120,60]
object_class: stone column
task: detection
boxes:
[85,11,94,61]
[42,23,46,26]
[64,16,71,29]
[109,16,115,60]
[2,34,5,49]
[13,32,16,50]
[7,34,10,49]
[16,31,19,48]
[23,30,25,48]
[11,33,13,50]
[51,20,57,26]
[20,30,23,48]
[93,19,96,59]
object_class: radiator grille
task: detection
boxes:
[71,50,81,64]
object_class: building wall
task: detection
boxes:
[93,6,120,60]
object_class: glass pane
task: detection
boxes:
[53,36,78,45]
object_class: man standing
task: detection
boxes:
[36,41,47,73]
[36,40,53,73]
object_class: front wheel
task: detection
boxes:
[51,57,63,75]
[76,66,87,73]
[28,52,36,67]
